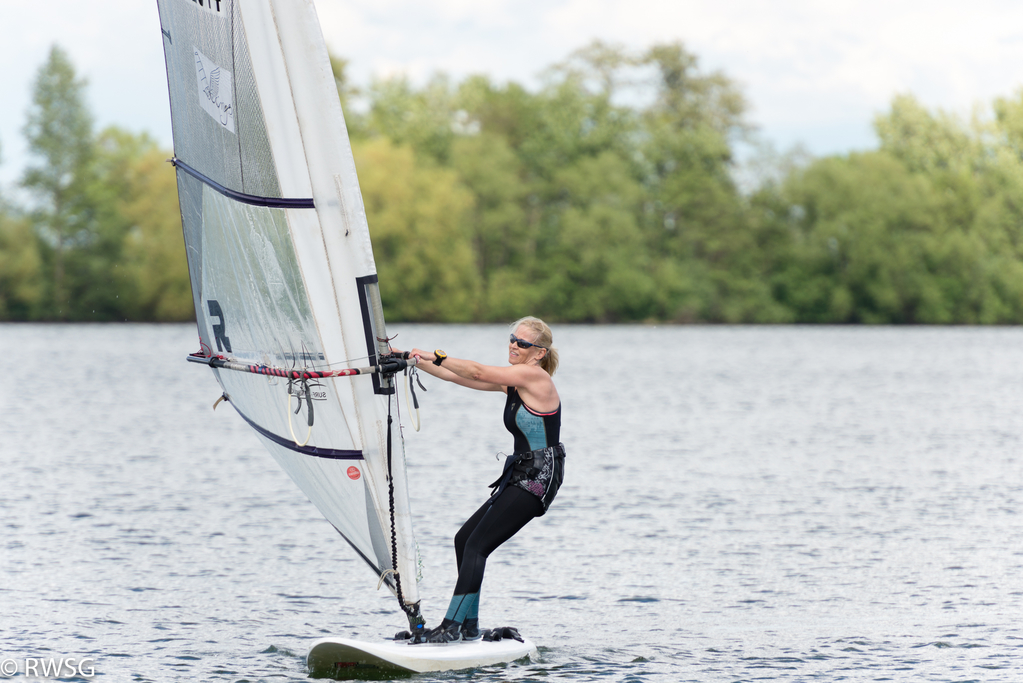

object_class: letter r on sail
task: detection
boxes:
[208,300,232,352]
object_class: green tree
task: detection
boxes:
[542,151,655,321]
[873,94,1023,322]
[96,128,192,321]
[875,94,980,176]
[638,44,749,276]
[448,132,532,319]
[69,126,149,320]
[634,43,787,322]
[780,152,936,322]
[354,138,480,321]
[354,40,771,322]
[0,202,44,320]
[364,75,459,162]
[20,45,99,319]
[778,150,1013,323]
[0,118,43,319]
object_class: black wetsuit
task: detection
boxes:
[444,387,564,623]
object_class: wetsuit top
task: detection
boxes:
[504,386,561,453]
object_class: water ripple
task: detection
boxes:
[3,325,1023,681]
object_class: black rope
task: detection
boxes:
[409,366,425,410]
[386,399,416,620]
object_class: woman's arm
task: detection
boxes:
[396,347,505,392]
[410,349,557,410]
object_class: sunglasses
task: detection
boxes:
[510,334,544,350]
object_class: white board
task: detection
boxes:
[307,636,537,675]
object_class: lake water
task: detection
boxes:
[2,324,1022,682]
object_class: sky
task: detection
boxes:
[2,0,1022,190]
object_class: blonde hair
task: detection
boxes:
[511,316,559,376]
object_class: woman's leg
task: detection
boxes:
[453,495,496,573]
[446,488,543,622]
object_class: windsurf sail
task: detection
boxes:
[156,0,423,628]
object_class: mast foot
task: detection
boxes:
[405,603,426,644]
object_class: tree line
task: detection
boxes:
[2,44,1023,323]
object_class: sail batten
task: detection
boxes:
[157,0,420,613]
[172,158,314,208]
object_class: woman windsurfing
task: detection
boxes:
[397,316,566,643]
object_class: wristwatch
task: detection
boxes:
[433,350,447,366]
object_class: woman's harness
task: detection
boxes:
[488,443,566,514]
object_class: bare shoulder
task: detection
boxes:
[515,371,560,413]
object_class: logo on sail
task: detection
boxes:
[193,47,235,133]
[185,0,223,16]
[347,467,361,481]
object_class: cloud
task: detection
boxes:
[1,0,1022,187]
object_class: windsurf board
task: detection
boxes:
[307,636,537,676]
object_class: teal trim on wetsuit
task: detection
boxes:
[444,592,479,623]
[504,386,561,452]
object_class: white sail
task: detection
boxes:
[156,0,421,619]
